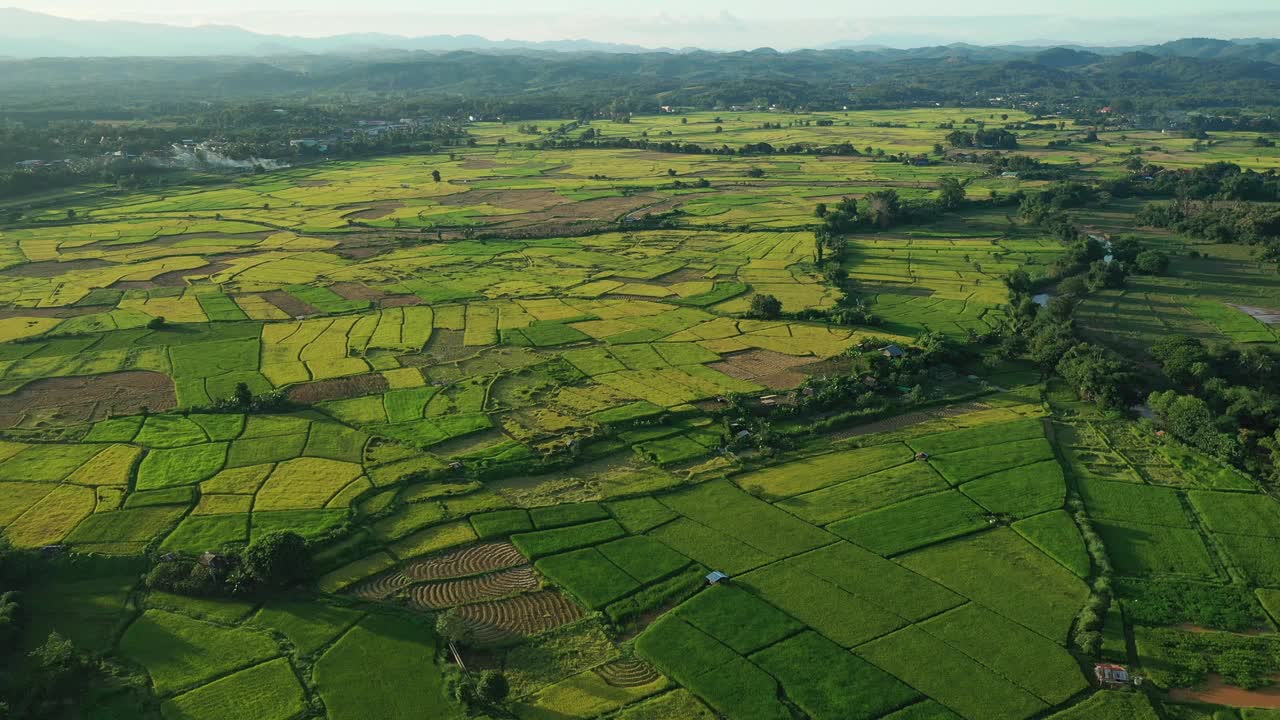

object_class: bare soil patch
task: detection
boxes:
[347,203,403,221]
[381,294,423,308]
[1,259,113,278]
[401,541,527,581]
[828,400,994,440]
[261,290,321,318]
[454,590,583,645]
[652,267,708,285]
[406,566,540,609]
[439,188,565,212]
[709,349,814,390]
[329,282,385,302]
[1170,674,1280,708]
[0,370,176,428]
[1232,304,1280,325]
[145,261,230,287]
[287,373,389,405]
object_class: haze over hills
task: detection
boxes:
[3,7,1280,58]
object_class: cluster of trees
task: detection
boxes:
[945,128,1019,149]
[1144,336,1280,469]
[145,530,312,597]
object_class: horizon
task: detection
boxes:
[5,5,1280,50]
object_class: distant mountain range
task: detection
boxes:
[3,7,1280,61]
[0,8,662,58]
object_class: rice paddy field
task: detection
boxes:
[6,107,1280,719]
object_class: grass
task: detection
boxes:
[535,548,641,610]
[733,442,913,499]
[660,481,835,557]
[908,418,1046,456]
[611,689,715,720]
[775,461,949,525]
[161,514,249,553]
[605,496,678,533]
[1044,693,1158,720]
[1188,490,1280,537]
[597,535,690,584]
[1093,520,1219,579]
[647,518,774,575]
[529,502,609,529]
[681,657,792,720]
[827,490,989,556]
[471,508,533,538]
[900,528,1090,641]
[137,443,228,490]
[1077,478,1192,528]
[928,437,1056,485]
[1012,510,1091,578]
[676,584,803,654]
[1213,533,1280,587]
[316,551,397,594]
[634,614,737,686]
[751,631,919,720]
[784,542,964,621]
[313,614,461,720]
[921,604,1088,704]
[249,601,365,655]
[118,609,280,695]
[160,657,307,720]
[739,560,908,648]
[514,669,668,720]
[856,626,1047,720]
[959,460,1065,519]
[512,519,627,560]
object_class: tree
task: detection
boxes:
[240,531,310,588]
[937,177,966,210]
[745,167,765,178]
[814,202,828,218]
[147,316,166,330]
[749,294,782,320]
[233,382,253,409]
[864,189,900,228]
[431,170,441,182]
[435,609,472,646]
[475,671,509,703]
[1134,250,1170,274]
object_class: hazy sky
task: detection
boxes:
[10,1,1280,47]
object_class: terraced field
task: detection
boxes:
[8,107,1280,720]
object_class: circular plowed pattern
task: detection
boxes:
[595,657,661,687]
[346,570,412,601]
[407,566,541,610]
[401,541,526,582]
[454,590,583,645]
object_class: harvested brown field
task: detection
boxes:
[828,400,994,440]
[286,373,389,405]
[1169,674,1280,708]
[380,294,423,308]
[453,590,583,644]
[439,188,565,212]
[1,259,113,278]
[400,541,527,582]
[708,348,814,389]
[261,290,321,318]
[1232,304,1280,325]
[329,282,385,302]
[347,204,402,221]
[405,566,540,609]
[0,370,176,428]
